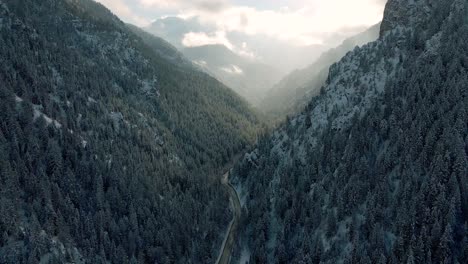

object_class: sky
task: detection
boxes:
[95,0,386,47]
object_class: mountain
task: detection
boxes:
[130,25,280,105]
[145,17,333,104]
[147,18,283,105]
[146,16,328,74]
[146,16,207,50]
[0,0,260,263]
[126,24,190,67]
[231,0,468,263]
[261,23,381,121]
[183,44,282,105]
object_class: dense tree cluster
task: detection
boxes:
[233,1,468,263]
[0,0,259,263]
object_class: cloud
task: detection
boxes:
[183,0,385,45]
[220,65,244,75]
[236,42,255,59]
[96,0,150,26]
[193,60,208,67]
[182,31,256,59]
[140,0,228,12]
[182,31,234,49]
[96,0,386,45]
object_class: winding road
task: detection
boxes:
[216,170,242,264]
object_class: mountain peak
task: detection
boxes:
[380,0,452,36]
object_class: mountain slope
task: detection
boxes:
[231,0,468,263]
[183,44,282,105]
[146,17,206,50]
[261,23,380,120]
[126,24,191,67]
[0,0,260,263]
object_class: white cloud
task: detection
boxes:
[140,0,228,12]
[96,0,150,26]
[182,31,234,49]
[193,60,208,67]
[235,42,255,59]
[183,0,385,45]
[96,0,386,45]
[220,65,244,75]
[182,31,256,59]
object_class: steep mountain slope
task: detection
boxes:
[184,44,282,105]
[232,0,468,263]
[261,23,380,121]
[126,24,191,68]
[146,17,206,50]
[0,0,260,263]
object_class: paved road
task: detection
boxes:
[216,171,242,264]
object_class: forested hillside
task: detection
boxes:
[261,23,380,122]
[0,0,260,263]
[232,0,468,263]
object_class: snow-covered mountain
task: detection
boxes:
[231,0,468,262]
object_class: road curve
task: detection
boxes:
[216,171,242,264]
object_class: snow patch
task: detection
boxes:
[234,183,247,207]
[193,60,208,67]
[239,247,251,264]
[34,109,62,129]
[141,77,159,97]
[87,96,97,104]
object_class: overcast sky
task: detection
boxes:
[96,0,386,46]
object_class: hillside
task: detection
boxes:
[0,0,260,263]
[126,24,191,68]
[183,44,282,106]
[261,23,380,121]
[232,0,468,263]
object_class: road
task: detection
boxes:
[215,170,242,264]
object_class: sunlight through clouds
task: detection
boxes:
[96,0,386,46]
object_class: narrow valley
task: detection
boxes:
[1,0,467,263]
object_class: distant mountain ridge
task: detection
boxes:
[145,16,332,105]
[126,24,190,67]
[183,44,282,105]
[261,23,381,120]
[146,16,329,72]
